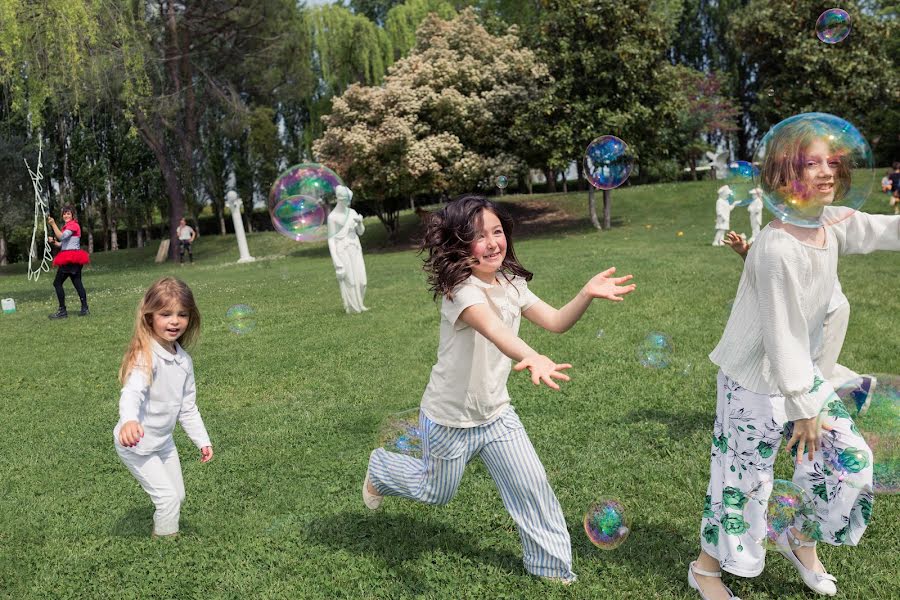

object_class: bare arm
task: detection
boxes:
[458,303,571,390]
[523,267,636,333]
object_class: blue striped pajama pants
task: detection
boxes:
[368,405,576,581]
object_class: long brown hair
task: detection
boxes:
[420,195,532,300]
[118,277,201,384]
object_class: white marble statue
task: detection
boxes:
[747,187,764,244]
[327,185,368,313]
[705,150,730,180]
[712,185,734,246]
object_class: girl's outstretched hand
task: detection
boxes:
[514,355,572,390]
[583,267,636,301]
[724,231,749,257]
[200,446,214,463]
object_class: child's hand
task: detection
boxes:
[514,355,572,390]
[200,446,213,463]
[47,216,55,225]
[723,231,749,257]
[785,417,819,463]
[582,267,636,302]
[119,420,144,447]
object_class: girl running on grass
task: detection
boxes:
[362,195,636,583]
[114,277,213,538]
[689,118,900,600]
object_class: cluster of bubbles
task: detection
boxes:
[583,498,631,549]
[827,374,899,494]
[584,135,634,190]
[268,163,345,242]
[637,332,673,369]
[816,9,851,44]
[225,304,256,335]
[725,161,760,207]
[753,113,874,228]
[378,409,423,458]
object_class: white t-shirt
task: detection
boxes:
[420,274,540,428]
[709,209,900,420]
[113,340,211,454]
[177,225,195,241]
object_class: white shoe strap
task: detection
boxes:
[691,563,722,578]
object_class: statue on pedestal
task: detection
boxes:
[327,185,368,313]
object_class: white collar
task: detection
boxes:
[151,339,186,365]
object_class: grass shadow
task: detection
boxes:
[111,506,154,537]
[304,510,523,593]
[621,407,712,437]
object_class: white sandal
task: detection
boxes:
[687,561,741,600]
[776,528,837,596]
[362,452,384,511]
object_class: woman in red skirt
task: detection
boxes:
[47,205,90,318]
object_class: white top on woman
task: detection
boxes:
[421,274,540,428]
[113,340,211,454]
[710,208,900,421]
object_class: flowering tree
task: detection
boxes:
[314,8,550,241]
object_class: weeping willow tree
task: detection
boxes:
[384,0,455,60]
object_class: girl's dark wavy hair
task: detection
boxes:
[419,195,532,300]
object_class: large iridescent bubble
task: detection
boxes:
[753,113,874,228]
[816,9,851,44]
[268,163,344,241]
[378,409,423,458]
[583,498,631,550]
[584,136,634,190]
[830,374,899,494]
[726,160,759,207]
[757,479,816,550]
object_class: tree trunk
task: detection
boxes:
[690,159,698,181]
[218,214,226,235]
[588,187,601,230]
[526,172,533,194]
[0,231,7,265]
[602,189,612,230]
[126,229,133,249]
[575,161,584,191]
[409,195,415,211]
[544,168,556,193]
[561,174,568,193]
[110,220,118,251]
[87,231,94,254]
[137,228,144,248]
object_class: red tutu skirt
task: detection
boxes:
[53,249,91,267]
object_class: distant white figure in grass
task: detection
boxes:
[748,187,764,244]
[712,185,734,246]
[706,150,730,180]
[327,185,368,313]
[225,190,255,263]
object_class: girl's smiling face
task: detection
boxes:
[152,303,190,348]
[470,209,506,283]
[801,138,839,205]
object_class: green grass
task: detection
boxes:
[0,182,897,599]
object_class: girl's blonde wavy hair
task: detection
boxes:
[118,277,201,384]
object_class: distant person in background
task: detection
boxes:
[46,205,90,319]
[881,171,892,193]
[889,163,900,215]
[176,218,196,264]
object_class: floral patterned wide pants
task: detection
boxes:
[699,370,874,577]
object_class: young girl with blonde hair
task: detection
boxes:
[114,277,213,537]
[689,116,899,600]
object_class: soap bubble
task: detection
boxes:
[225,304,256,335]
[584,136,634,190]
[830,374,899,494]
[757,480,815,550]
[637,332,673,369]
[726,160,759,207]
[816,9,851,44]
[269,163,344,241]
[270,195,327,242]
[753,113,874,228]
[496,175,509,190]
[378,409,423,458]
[583,498,631,549]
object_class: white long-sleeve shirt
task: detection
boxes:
[710,209,900,421]
[113,340,211,454]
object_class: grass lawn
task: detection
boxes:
[0,181,897,599]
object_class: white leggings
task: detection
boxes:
[116,443,185,536]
